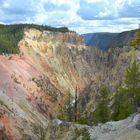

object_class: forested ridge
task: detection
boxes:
[0,24,69,54]
[83,29,137,50]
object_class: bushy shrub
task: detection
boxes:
[73,128,91,140]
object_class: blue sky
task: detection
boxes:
[0,0,140,33]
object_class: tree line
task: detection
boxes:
[0,24,70,54]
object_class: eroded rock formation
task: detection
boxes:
[0,28,139,139]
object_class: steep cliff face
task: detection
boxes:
[0,28,139,139]
[0,28,93,139]
[19,28,91,95]
[78,47,140,116]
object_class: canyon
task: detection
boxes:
[0,27,139,140]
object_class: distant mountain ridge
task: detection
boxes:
[83,29,137,50]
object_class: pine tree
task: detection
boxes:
[112,87,132,120]
[130,27,140,49]
[124,60,140,112]
[74,87,78,122]
[66,93,74,121]
[113,61,140,120]
[57,92,74,122]
[93,85,111,124]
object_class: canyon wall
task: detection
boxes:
[0,28,139,139]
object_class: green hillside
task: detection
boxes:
[0,24,69,54]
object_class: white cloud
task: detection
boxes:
[96,8,111,17]
[69,17,139,34]
[0,0,139,33]
[85,0,109,4]
[2,1,9,8]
